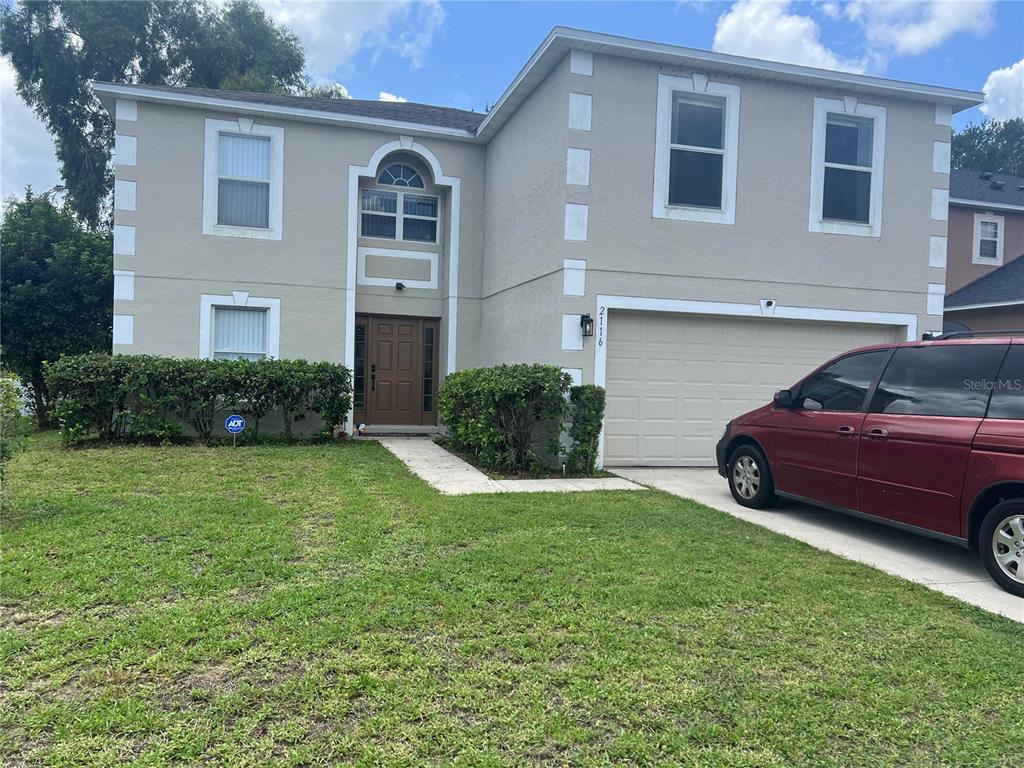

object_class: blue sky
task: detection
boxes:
[3,1,1023,199]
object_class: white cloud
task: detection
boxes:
[819,2,841,20]
[259,0,445,82]
[713,1,866,72]
[845,0,994,57]
[0,58,61,202]
[378,91,407,103]
[981,58,1024,120]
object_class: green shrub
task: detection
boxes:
[0,371,30,484]
[45,355,352,445]
[437,364,572,472]
[565,385,606,476]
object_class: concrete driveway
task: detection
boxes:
[612,468,1023,624]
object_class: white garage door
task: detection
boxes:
[603,312,900,466]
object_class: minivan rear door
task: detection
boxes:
[858,343,1009,537]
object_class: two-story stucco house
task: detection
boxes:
[93,27,982,467]
[943,169,1024,333]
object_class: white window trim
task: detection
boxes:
[357,246,438,289]
[809,98,886,238]
[653,74,740,226]
[203,118,284,241]
[592,294,917,469]
[358,185,441,245]
[972,212,1004,266]
[199,293,280,359]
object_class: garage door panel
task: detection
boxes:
[604,311,898,466]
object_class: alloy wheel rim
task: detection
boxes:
[732,455,760,500]
[992,514,1024,584]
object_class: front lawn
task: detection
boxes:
[2,436,1021,766]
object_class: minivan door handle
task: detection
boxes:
[865,427,889,441]
[835,426,856,438]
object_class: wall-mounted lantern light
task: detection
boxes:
[580,313,594,338]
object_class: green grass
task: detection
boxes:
[2,435,1021,767]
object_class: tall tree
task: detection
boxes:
[1,191,113,426]
[0,0,307,226]
[952,118,1024,177]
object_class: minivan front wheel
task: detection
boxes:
[979,500,1024,598]
[727,445,777,509]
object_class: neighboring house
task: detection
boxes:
[943,169,1024,332]
[92,27,981,467]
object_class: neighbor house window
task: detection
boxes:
[212,307,268,360]
[199,294,280,360]
[360,162,439,243]
[973,213,1004,265]
[809,98,886,238]
[653,74,739,225]
[203,119,284,240]
[217,134,271,228]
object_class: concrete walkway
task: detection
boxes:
[378,437,641,495]
[612,468,1023,623]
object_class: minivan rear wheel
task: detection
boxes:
[979,499,1024,598]
[727,445,777,509]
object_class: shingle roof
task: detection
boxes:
[946,255,1024,308]
[949,169,1024,207]
[97,82,485,132]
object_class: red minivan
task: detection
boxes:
[715,333,1024,597]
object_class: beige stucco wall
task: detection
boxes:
[946,304,1024,332]
[945,205,1024,293]
[113,100,486,372]
[478,52,951,378]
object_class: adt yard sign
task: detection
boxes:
[225,415,245,434]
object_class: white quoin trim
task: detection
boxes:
[346,139,462,430]
[591,295,918,468]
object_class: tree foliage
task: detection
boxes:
[952,118,1024,177]
[0,191,112,425]
[0,0,307,225]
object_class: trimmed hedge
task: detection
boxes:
[45,354,352,444]
[437,364,606,475]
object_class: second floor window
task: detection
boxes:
[973,213,1004,265]
[669,94,726,209]
[217,134,271,229]
[360,162,439,243]
[822,114,873,224]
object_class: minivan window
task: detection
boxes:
[797,349,890,412]
[987,345,1024,419]
[870,344,1008,417]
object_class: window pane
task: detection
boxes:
[671,95,724,149]
[822,167,871,223]
[988,346,1024,419]
[668,148,723,208]
[213,307,267,360]
[354,322,366,412]
[825,115,872,167]
[980,221,999,239]
[423,327,434,413]
[979,238,998,259]
[378,163,424,188]
[798,350,890,412]
[361,189,397,213]
[403,218,437,242]
[404,194,437,217]
[362,213,396,238]
[218,134,270,180]
[218,179,270,228]
[870,345,1008,417]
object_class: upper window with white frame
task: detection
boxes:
[360,160,439,244]
[809,99,886,238]
[973,212,1004,265]
[653,74,740,225]
[203,119,284,240]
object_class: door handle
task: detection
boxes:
[865,427,888,440]
[835,426,856,438]
[370,364,376,392]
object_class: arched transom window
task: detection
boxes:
[361,160,439,243]
[378,163,424,188]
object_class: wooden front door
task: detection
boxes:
[356,315,438,426]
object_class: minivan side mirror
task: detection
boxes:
[774,389,794,409]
